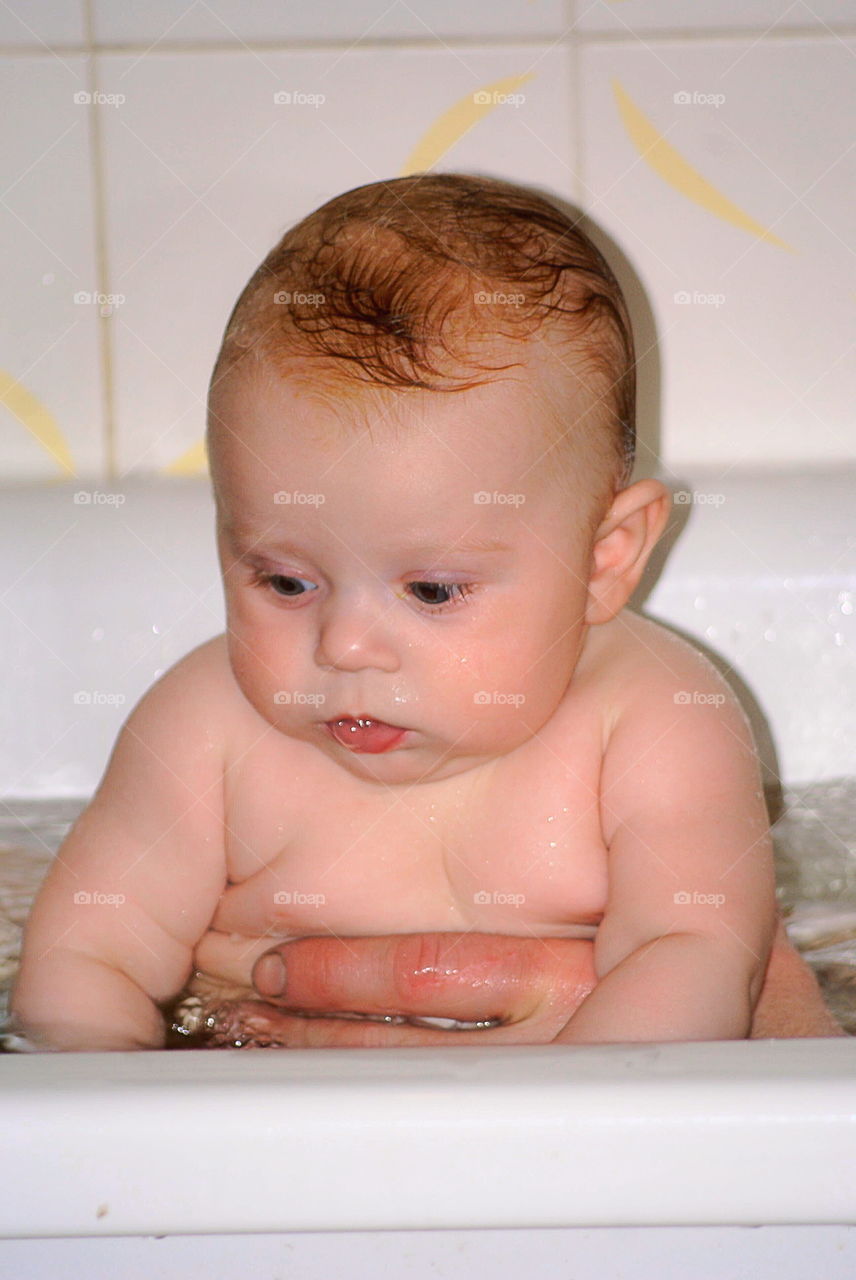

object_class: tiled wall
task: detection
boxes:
[1,1,854,484]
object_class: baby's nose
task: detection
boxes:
[314,592,400,673]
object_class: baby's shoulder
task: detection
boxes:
[134,633,240,736]
[584,609,747,734]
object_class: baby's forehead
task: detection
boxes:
[208,335,606,503]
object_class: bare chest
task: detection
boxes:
[211,709,610,943]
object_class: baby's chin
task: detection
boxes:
[316,725,537,787]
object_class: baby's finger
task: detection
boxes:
[251,932,596,1027]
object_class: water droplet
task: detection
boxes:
[91,627,104,641]
[763,629,776,642]
[693,596,706,611]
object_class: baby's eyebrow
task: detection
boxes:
[227,525,512,557]
[399,536,512,556]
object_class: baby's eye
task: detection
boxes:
[254,571,317,599]
[407,581,473,609]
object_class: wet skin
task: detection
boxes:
[185,915,846,1048]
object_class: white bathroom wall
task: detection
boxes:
[0,1,854,483]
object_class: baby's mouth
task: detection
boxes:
[325,715,409,755]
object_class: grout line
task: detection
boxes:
[82,0,117,480]
[0,27,854,58]
[567,0,584,211]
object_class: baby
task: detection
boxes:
[11,172,780,1051]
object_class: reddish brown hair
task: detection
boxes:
[209,172,636,508]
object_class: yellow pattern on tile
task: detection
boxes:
[0,370,75,476]
[399,72,535,176]
[612,79,795,252]
[163,436,208,476]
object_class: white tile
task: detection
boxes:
[93,0,568,45]
[0,0,85,48]
[97,45,573,475]
[578,37,856,471]
[0,54,104,480]
[576,0,856,35]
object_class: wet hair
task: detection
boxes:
[208,172,636,514]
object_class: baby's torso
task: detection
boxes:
[191,624,627,995]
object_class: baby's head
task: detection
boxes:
[206,173,669,783]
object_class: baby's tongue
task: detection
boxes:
[327,717,405,754]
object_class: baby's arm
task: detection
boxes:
[9,646,227,1050]
[556,637,777,1044]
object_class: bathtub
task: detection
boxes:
[1,468,855,1277]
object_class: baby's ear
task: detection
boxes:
[585,479,671,625]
